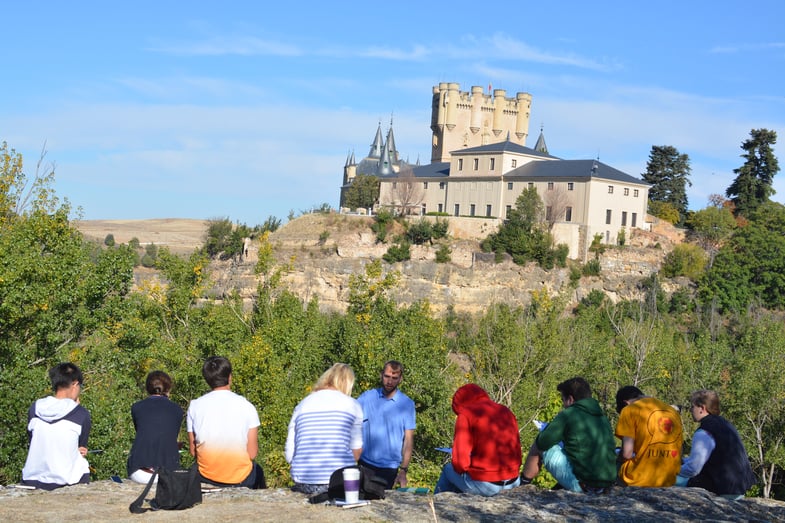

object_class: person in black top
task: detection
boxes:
[127,371,184,483]
[677,389,756,499]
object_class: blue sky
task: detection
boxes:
[2,1,784,226]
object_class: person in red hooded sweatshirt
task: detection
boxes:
[434,384,522,496]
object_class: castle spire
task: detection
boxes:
[386,118,399,164]
[533,124,548,154]
[368,121,384,159]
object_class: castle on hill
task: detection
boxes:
[339,82,650,261]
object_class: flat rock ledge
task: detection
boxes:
[2,481,784,522]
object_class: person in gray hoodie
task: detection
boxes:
[21,362,91,490]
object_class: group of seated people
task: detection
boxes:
[434,378,756,500]
[20,361,756,501]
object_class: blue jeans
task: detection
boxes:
[542,445,582,492]
[434,463,520,496]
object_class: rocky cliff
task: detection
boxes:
[202,213,684,316]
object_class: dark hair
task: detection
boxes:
[557,377,592,402]
[145,370,173,396]
[615,385,644,413]
[383,360,404,375]
[49,362,83,392]
[202,356,232,389]
[691,389,721,416]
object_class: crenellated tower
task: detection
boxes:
[430,82,532,163]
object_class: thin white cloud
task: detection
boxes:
[710,42,785,53]
[149,35,302,56]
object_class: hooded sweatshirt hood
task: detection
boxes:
[571,397,604,416]
[34,396,80,423]
[452,384,490,415]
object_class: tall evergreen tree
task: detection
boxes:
[726,129,779,218]
[642,145,692,224]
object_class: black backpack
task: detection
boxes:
[129,464,202,513]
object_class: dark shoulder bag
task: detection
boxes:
[129,464,202,513]
[325,464,386,501]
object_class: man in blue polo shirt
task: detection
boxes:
[357,360,416,488]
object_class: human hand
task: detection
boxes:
[396,469,408,488]
[78,447,88,457]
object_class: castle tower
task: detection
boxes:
[430,82,532,163]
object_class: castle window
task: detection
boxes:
[506,205,512,217]
[634,189,639,197]
[392,182,397,189]
[473,158,479,170]
[528,182,534,189]
[423,181,428,189]
[547,182,554,190]
[624,187,630,196]
[454,204,460,216]
[440,182,446,189]
[565,206,572,222]
[608,185,614,194]
[622,211,628,226]
[567,182,574,191]
[632,213,637,227]
[490,158,495,170]
[511,159,517,168]
[486,204,492,217]
[507,182,513,190]
[546,206,552,220]
[438,203,443,213]
[606,209,612,224]
[470,204,476,216]
[458,159,463,171]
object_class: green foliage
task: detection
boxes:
[103,233,115,247]
[699,202,785,311]
[726,129,780,218]
[661,243,707,280]
[406,219,433,245]
[435,244,451,263]
[371,209,394,242]
[617,228,626,246]
[203,218,252,260]
[431,219,448,240]
[343,174,380,210]
[588,233,606,258]
[582,259,601,276]
[128,237,140,249]
[687,204,737,259]
[383,241,411,263]
[259,215,281,233]
[642,145,692,224]
[481,188,563,269]
[648,200,680,224]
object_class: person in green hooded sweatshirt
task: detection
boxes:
[521,377,616,493]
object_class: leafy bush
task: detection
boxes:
[383,241,411,263]
[371,209,395,243]
[406,219,433,245]
[582,259,601,276]
[104,233,115,247]
[435,244,451,263]
[661,243,707,280]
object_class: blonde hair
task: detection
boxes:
[313,363,355,396]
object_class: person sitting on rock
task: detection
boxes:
[434,384,521,496]
[21,362,92,490]
[615,385,684,487]
[522,377,616,493]
[676,390,755,500]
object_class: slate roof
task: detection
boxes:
[450,139,558,159]
[508,159,649,186]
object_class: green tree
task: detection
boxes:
[726,129,780,217]
[642,145,692,224]
[687,199,737,267]
[343,174,380,210]
[700,201,785,311]
[661,243,707,280]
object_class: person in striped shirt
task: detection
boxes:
[285,363,363,494]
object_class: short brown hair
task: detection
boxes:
[691,389,721,416]
[145,370,173,396]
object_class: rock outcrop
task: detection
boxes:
[2,481,784,522]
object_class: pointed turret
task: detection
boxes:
[386,117,399,164]
[368,122,384,159]
[378,132,393,176]
[534,125,548,154]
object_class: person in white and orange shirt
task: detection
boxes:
[187,356,266,488]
